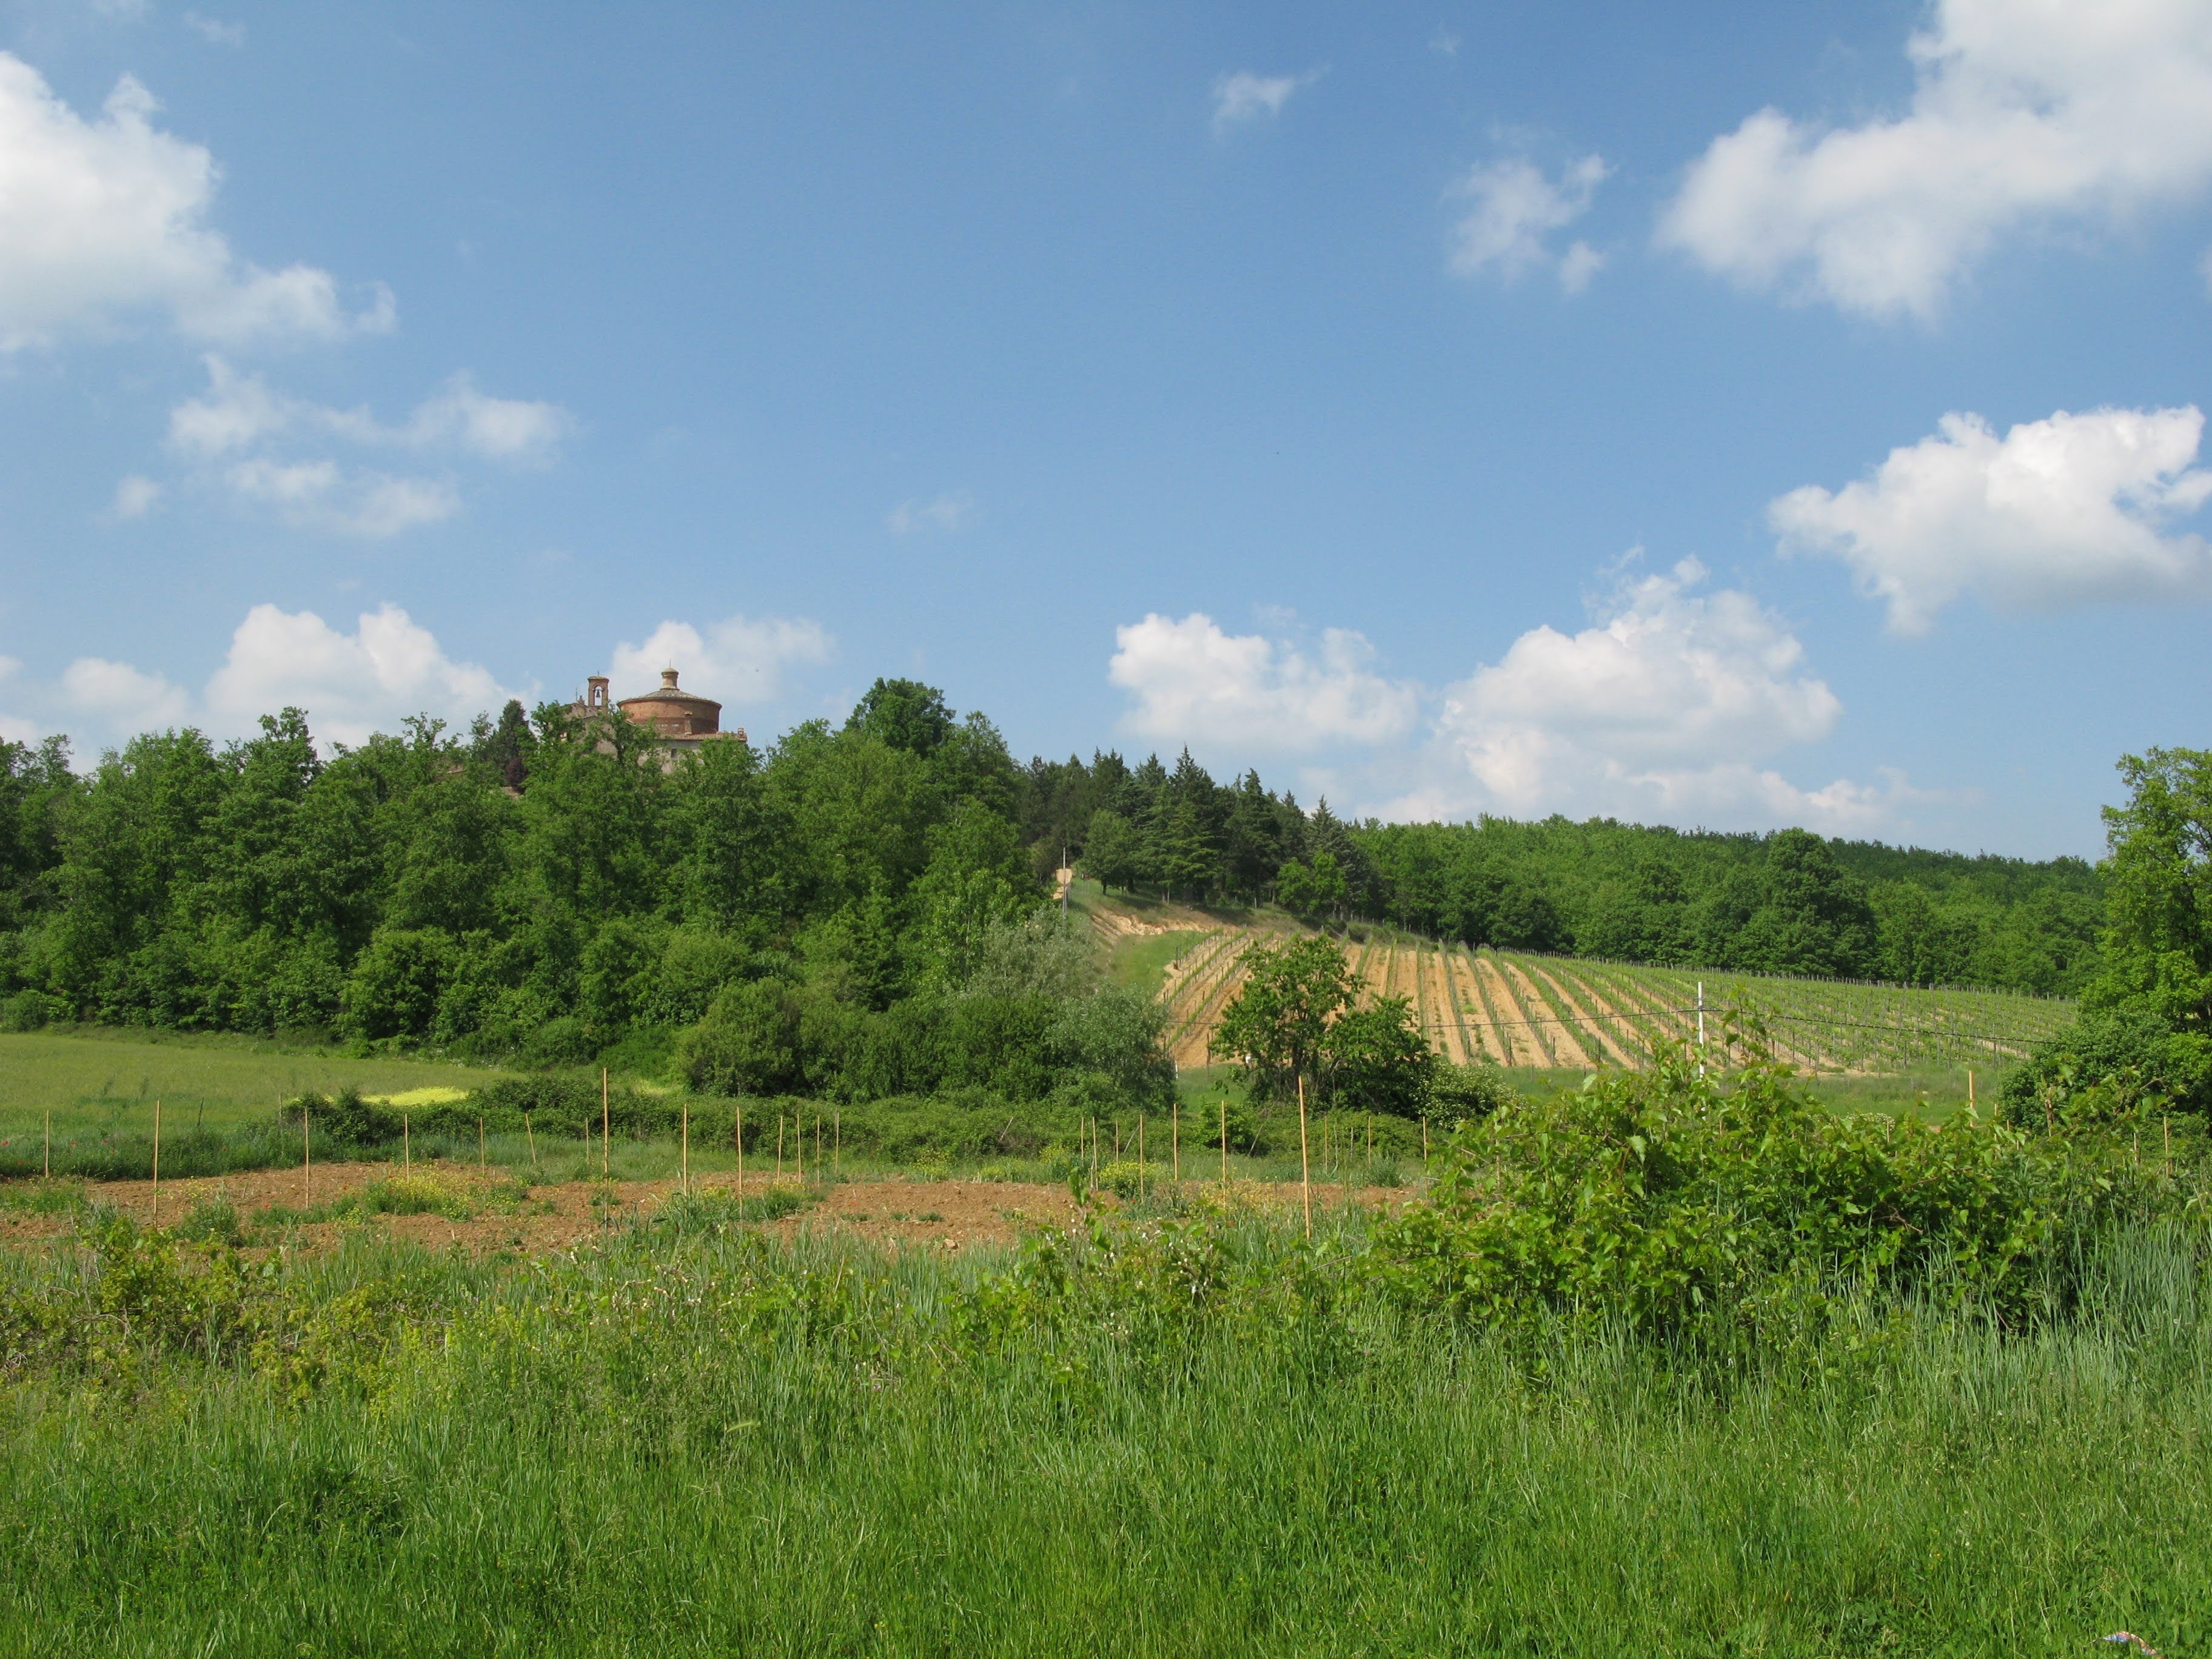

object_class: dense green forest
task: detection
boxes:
[0,679,2106,1083]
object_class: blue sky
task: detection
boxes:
[2,0,2208,859]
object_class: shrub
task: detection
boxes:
[1379,1046,2156,1343]
[2002,1005,2212,1128]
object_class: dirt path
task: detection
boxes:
[1422,949,1470,1065]
[1451,951,1511,1065]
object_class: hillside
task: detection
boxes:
[1074,882,2076,1079]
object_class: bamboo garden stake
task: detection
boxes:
[151,1098,162,1227]
[600,1068,611,1177]
[1298,1074,1312,1237]
[525,1113,536,1170]
[302,1099,311,1208]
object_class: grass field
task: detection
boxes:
[1,1203,2205,1656]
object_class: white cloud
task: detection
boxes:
[1407,560,1890,831]
[163,356,568,536]
[1449,155,1609,289]
[169,358,570,464]
[609,614,834,705]
[109,474,162,518]
[203,603,518,749]
[1558,240,1605,295]
[1211,69,1321,132]
[182,12,246,46]
[886,491,973,535]
[1659,0,2212,320]
[1108,612,1419,752]
[1770,405,2212,632]
[0,55,388,348]
[59,656,191,731]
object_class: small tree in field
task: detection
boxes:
[1210,936,1357,1103]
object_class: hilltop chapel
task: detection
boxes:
[568,669,747,761]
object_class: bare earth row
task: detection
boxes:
[1156,924,2076,1076]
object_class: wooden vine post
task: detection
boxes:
[524,1113,536,1171]
[1171,1096,1179,1182]
[151,1098,162,1228]
[735,1101,745,1202]
[478,1117,486,1170]
[43,1107,50,1181]
[600,1068,611,1178]
[680,1099,690,1189]
[302,1098,312,1208]
[403,1113,411,1170]
[1297,1073,1312,1238]
[1219,1093,1227,1184]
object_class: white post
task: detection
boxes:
[1696,980,1706,1078]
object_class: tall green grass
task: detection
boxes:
[0,1204,2207,1655]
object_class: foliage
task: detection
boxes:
[1378,1045,2170,1342]
[1208,936,1356,1101]
[2008,748,2212,1127]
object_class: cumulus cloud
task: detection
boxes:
[1402,560,1899,831]
[0,55,389,348]
[203,603,518,749]
[1770,405,2212,632]
[1108,612,1419,752]
[1659,0,2212,319]
[162,357,569,537]
[886,491,974,535]
[1210,69,1321,132]
[1449,155,1609,289]
[59,656,192,731]
[608,614,834,705]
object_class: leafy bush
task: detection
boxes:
[2002,1005,2212,1128]
[1379,1047,2160,1344]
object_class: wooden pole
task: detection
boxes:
[478,1116,486,1171]
[525,1113,535,1170]
[601,1068,610,1178]
[303,1098,311,1209]
[43,1107,50,1181]
[1297,1073,1311,1238]
[833,1108,840,1177]
[1967,1069,1976,1113]
[1171,1095,1179,1183]
[1423,1116,1429,1167]
[796,1110,804,1184]
[736,1101,745,1201]
[150,1098,161,1228]
[1219,1093,1227,1183]
[776,1114,784,1179]
[681,1099,689,1189]
[403,1113,411,1170]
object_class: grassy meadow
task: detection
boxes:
[0,1201,2207,1656]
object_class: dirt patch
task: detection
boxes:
[1,1163,1421,1259]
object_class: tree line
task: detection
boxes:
[0,680,2107,1085]
[1027,750,2100,994]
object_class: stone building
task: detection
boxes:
[571,669,746,759]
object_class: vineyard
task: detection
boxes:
[1089,895,2076,1077]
